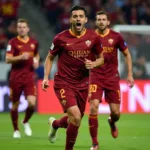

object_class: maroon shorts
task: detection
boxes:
[9,79,36,102]
[54,86,88,114]
[89,79,121,104]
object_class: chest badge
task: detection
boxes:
[85,40,91,47]
[30,44,35,49]
[108,39,114,44]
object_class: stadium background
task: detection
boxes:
[0,1,150,150]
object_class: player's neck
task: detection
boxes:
[96,28,110,37]
[97,28,109,35]
[18,35,29,40]
[70,27,86,36]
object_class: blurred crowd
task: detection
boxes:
[34,0,150,33]
[0,0,150,79]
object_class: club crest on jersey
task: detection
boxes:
[30,44,35,49]
[85,40,91,47]
[108,39,114,44]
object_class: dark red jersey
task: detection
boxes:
[49,29,102,89]
[90,29,128,81]
[6,36,38,81]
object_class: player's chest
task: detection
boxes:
[101,37,118,53]
[62,37,95,52]
[14,42,36,54]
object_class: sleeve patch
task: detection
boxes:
[6,45,11,51]
[50,43,54,50]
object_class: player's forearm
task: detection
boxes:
[44,55,53,80]
[125,53,133,76]
[34,53,40,62]
[5,55,22,64]
[93,57,104,68]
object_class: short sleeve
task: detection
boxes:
[6,40,15,56]
[49,35,61,56]
[118,34,128,52]
[93,36,103,55]
[34,41,39,56]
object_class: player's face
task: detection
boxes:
[70,10,87,33]
[96,14,110,32]
[17,22,30,37]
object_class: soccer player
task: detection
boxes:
[5,18,39,138]
[42,5,104,150]
[88,11,134,150]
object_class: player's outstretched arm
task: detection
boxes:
[42,53,55,91]
[122,49,134,88]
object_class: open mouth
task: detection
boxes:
[75,23,82,30]
[76,23,81,26]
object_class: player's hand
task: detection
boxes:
[127,75,134,88]
[84,58,95,69]
[21,53,30,60]
[33,58,39,69]
[42,79,49,92]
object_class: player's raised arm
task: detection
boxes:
[42,53,55,91]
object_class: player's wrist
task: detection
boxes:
[128,74,133,76]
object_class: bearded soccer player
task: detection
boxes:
[88,11,134,150]
[42,5,104,150]
[5,18,39,138]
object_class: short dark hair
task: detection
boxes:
[70,5,87,16]
[17,18,29,26]
[96,11,109,20]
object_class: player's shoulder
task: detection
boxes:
[9,37,18,44]
[29,37,38,44]
[86,29,99,39]
[86,29,97,35]
[54,30,69,40]
[109,29,122,37]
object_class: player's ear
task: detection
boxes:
[107,20,110,26]
[85,17,88,23]
[28,27,30,32]
[69,17,72,23]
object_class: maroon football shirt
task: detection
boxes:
[90,29,128,81]
[6,36,38,81]
[50,29,102,89]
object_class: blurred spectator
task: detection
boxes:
[44,0,63,26]
[140,5,150,24]
[0,26,8,61]
[35,57,44,80]
[5,20,17,40]
[55,2,70,33]
[133,55,149,79]
[0,0,20,26]
[121,0,141,24]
